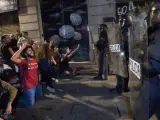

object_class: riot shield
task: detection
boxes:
[128,11,148,119]
[108,22,128,78]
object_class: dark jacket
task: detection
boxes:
[96,38,108,52]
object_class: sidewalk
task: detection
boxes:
[14,65,132,120]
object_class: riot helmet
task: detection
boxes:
[149,0,160,26]
[98,24,108,34]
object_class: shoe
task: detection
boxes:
[55,79,59,83]
[93,76,103,80]
[51,78,59,83]
[109,88,118,93]
[1,114,15,120]
[57,89,63,92]
[123,88,130,93]
[46,86,56,93]
[109,87,122,94]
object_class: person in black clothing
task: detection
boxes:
[59,47,72,75]
[110,16,130,94]
[94,30,109,80]
[1,35,16,71]
[38,42,58,93]
[9,39,19,53]
[0,69,21,119]
[59,44,80,76]
[1,35,12,60]
[50,47,61,79]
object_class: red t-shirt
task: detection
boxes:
[19,58,38,89]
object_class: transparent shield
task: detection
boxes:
[128,11,149,119]
[108,23,128,78]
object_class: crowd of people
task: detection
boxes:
[0,32,79,120]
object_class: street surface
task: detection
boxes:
[14,64,156,120]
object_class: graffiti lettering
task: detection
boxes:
[129,1,135,11]
[117,1,135,16]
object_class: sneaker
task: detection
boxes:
[46,86,56,93]
[51,78,59,83]
[55,79,59,83]
[1,114,15,120]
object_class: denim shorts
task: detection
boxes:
[18,84,43,107]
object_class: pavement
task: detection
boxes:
[14,64,137,120]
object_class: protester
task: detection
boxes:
[1,35,13,58]
[0,55,12,73]
[0,69,21,120]
[0,79,18,117]
[0,69,21,90]
[38,41,58,93]
[59,47,74,75]
[58,44,80,76]
[11,42,42,107]
[0,35,16,71]
[49,46,60,81]
[9,39,19,53]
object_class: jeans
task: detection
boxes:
[133,76,160,120]
[19,84,43,107]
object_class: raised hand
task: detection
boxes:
[66,47,70,54]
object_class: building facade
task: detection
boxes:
[0,0,145,62]
[0,0,44,43]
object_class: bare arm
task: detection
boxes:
[61,48,71,62]
[0,79,17,103]
[0,79,18,115]
[8,47,15,56]
[11,43,27,64]
[51,56,57,65]
[61,53,68,62]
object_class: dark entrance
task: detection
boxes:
[40,0,89,62]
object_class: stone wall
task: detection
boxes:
[18,0,43,43]
[87,0,116,64]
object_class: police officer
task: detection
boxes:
[94,24,109,80]
[133,0,160,119]
[109,17,130,94]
